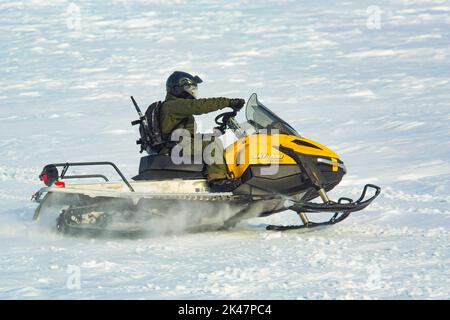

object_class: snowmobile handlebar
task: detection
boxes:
[214,110,238,134]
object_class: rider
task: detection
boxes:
[159,71,244,192]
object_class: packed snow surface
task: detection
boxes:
[0,0,449,299]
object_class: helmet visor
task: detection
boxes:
[183,84,198,98]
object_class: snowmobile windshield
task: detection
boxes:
[245,93,300,136]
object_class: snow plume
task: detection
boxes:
[34,192,252,238]
[128,199,248,236]
[127,194,272,236]
[0,203,62,240]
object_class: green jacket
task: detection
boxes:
[159,93,231,138]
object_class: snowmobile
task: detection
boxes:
[32,93,380,236]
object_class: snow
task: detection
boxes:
[0,0,449,299]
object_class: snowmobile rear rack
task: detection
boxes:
[42,162,135,192]
[62,174,109,182]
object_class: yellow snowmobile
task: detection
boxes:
[32,93,380,236]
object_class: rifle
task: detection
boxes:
[130,96,151,153]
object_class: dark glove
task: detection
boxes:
[229,98,245,111]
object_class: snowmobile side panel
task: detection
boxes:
[225,134,341,179]
[233,164,305,196]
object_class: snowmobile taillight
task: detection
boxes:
[41,173,49,184]
[55,181,65,188]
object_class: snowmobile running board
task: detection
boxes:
[266,184,381,231]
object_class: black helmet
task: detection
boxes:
[166,71,203,99]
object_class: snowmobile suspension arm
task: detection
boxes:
[50,162,134,192]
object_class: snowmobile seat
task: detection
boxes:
[132,155,206,180]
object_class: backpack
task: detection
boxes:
[131,100,167,154]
